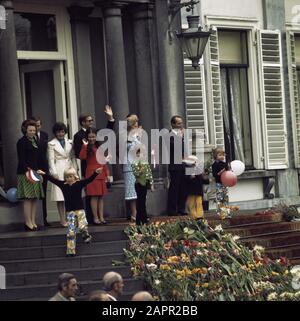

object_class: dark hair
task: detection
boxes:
[78,113,92,126]
[171,115,182,125]
[21,119,37,135]
[29,116,41,123]
[52,122,67,136]
[58,273,76,291]
[86,127,99,156]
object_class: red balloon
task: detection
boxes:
[221,171,237,187]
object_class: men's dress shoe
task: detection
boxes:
[44,221,51,227]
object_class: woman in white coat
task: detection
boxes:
[48,122,78,227]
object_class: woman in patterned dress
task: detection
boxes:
[123,114,141,222]
[17,120,44,231]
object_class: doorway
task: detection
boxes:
[19,60,69,137]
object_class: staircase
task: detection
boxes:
[206,211,300,265]
[1,210,300,301]
[0,223,144,301]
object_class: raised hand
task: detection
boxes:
[82,139,88,146]
[104,105,114,121]
[37,170,46,175]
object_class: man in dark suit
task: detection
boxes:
[73,105,115,224]
[165,116,188,216]
[31,117,50,226]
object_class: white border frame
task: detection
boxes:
[202,15,264,169]
[14,2,78,137]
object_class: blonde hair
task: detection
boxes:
[213,148,225,160]
[127,114,139,131]
[64,167,79,180]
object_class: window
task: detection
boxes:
[218,30,253,168]
[14,12,57,51]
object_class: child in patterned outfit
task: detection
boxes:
[131,146,154,225]
[38,167,102,256]
[211,148,231,219]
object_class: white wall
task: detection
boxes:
[285,0,300,24]
[181,0,264,27]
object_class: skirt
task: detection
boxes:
[17,175,44,199]
[86,178,108,196]
[124,171,137,200]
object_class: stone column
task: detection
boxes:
[67,5,95,117]
[263,0,299,197]
[155,0,185,129]
[101,2,130,120]
[131,4,157,133]
[0,0,24,189]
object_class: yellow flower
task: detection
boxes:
[160,264,171,271]
[167,256,180,264]
[271,271,279,276]
[202,283,209,288]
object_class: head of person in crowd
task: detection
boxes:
[131,291,154,301]
[29,116,42,133]
[57,273,78,299]
[102,271,124,300]
[21,119,37,139]
[79,114,94,130]
[64,167,79,185]
[88,290,111,301]
[53,122,67,141]
[213,148,226,162]
[86,127,101,155]
[170,115,184,130]
[126,114,139,132]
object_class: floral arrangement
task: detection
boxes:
[272,202,300,222]
[124,219,300,301]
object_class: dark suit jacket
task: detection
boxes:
[73,121,115,176]
[17,136,41,174]
[164,130,186,172]
[37,130,49,171]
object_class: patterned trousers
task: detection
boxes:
[187,195,204,219]
[66,210,91,255]
[216,183,231,218]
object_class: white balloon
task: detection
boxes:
[231,160,245,176]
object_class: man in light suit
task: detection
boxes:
[49,273,77,301]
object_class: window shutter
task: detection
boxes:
[287,31,300,168]
[184,56,209,144]
[257,30,288,169]
[208,27,224,148]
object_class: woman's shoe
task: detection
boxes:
[100,220,107,225]
[24,224,34,232]
[60,223,68,228]
[93,220,102,226]
[131,216,136,222]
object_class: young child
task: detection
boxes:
[211,148,231,219]
[185,156,209,220]
[131,145,154,225]
[37,167,102,257]
[79,128,110,225]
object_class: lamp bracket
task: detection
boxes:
[168,0,200,44]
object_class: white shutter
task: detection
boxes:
[257,30,288,169]
[208,27,224,148]
[287,31,300,168]
[184,57,209,144]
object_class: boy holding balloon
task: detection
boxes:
[212,148,231,219]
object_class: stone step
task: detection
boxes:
[7,265,132,287]
[226,221,300,238]
[207,212,283,227]
[241,231,300,248]
[265,244,300,259]
[1,252,126,273]
[0,240,128,261]
[0,278,144,301]
[0,225,127,249]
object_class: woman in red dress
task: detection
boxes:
[79,128,109,225]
